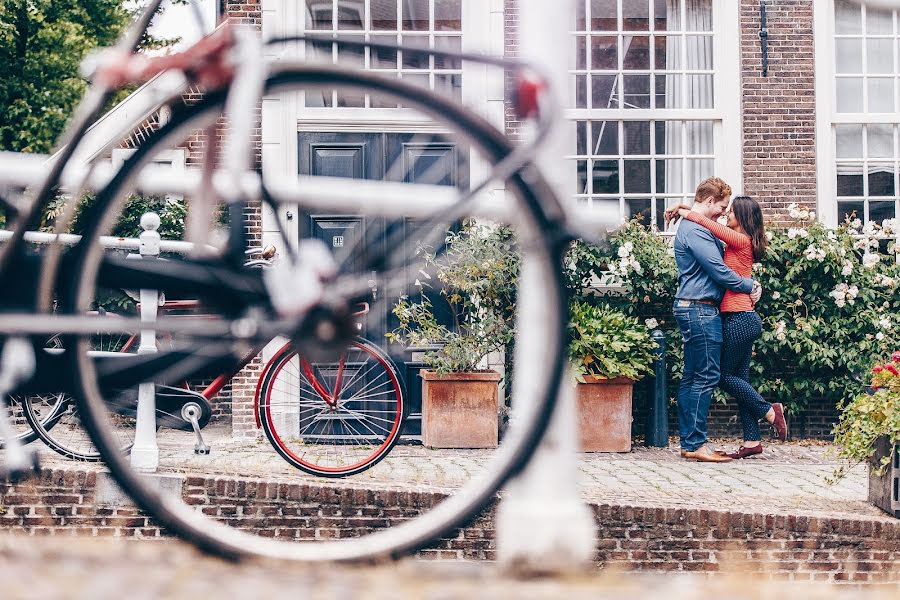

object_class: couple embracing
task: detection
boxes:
[666,177,788,463]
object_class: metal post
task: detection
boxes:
[496,0,596,574]
[645,329,668,447]
[129,212,161,472]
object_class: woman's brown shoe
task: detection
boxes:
[682,445,733,462]
[727,444,763,459]
[770,403,788,441]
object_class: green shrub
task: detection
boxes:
[568,301,657,382]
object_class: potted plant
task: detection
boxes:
[832,350,900,518]
[568,301,657,452]
[388,223,518,449]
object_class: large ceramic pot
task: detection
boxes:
[575,376,634,452]
[421,370,501,449]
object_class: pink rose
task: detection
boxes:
[892,350,900,363]
[886,364,900,377]
[873,365,884,373]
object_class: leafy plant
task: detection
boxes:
[388,222,519,375]
[567,300,657,382]
[832,350,900,480]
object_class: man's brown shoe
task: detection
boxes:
[680,448,728,458]
[682,445,733,462]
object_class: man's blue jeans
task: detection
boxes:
[673,302,722,452]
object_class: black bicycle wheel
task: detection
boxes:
[64,62,568,562]
[258,337,405,478]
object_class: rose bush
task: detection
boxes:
[571,209,900,414]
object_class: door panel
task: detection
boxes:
[298,131,468,439]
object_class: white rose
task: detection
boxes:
[772,291,781,300]
[862,253,880,269]
[623,242,634,252]
[766,231,774,241]
[631,259,643,275]
[876,332,885,341]
[809,211,816,220]
[841,261,853,276]
[617,246,631,258]
[848,285,859,299]
[850,218,862,230]
[645,318,659,329]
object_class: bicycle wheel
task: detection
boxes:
[1,395,48,447]
[64,62,567,562]
[21,392,135,462]
[258,337,405,478]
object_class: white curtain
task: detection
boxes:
[664,0,714,199]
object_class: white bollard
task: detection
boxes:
[129,212,162,472]
[496,0,596,574]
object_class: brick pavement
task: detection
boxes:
[34,423,879,522]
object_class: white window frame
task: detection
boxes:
[814,0,900,228]
[563,0,742,226]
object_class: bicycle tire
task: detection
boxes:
[65,62,568,562]
[257,337,406,478]
[2,395,60,448]
[21,392,135,462]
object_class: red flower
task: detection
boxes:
[886,364,900,377]
[874,365,884,373]
[892,350,900,363]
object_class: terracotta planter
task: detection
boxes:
[575,376,634,452]
[869,435,900,518]
[421,370,501,449]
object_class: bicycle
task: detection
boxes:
[0,0,609,562]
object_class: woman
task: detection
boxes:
[667,196,788,458]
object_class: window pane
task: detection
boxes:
[626,198,652,226]
[867,39,894,74]
[654,0,670,31]
[623,0,650,31]
[336,35,365,67]
[576,0,587,30]
[686,158,714,184]
[837,168,864,196]
[371,35,398,68]
[577,121,588,155]
[434,74,462,99]
[593,160,620,193]
[838,200,865,223]
[835,39,863,73]
[401,35,430,68]
[655,35,680,70]
[836,124,863,158]
[576,74,588,108]
[686,121,714,154]
[371,0,398,30]
[433,36,461,68]
[656,74,681,108]
[591,121,618,155]
[685,0,712,32]
[592,74,618,109]
[868,166,895,196]
[654,121,672,154]
[624,159,651,193]
[624,121,650,155]
[577,159,589,194]
[684,35,713,68]
[835,0,862,35]
[867,124,894,158]
[402,0,429,30]
[870,200,897,222]
[591,0,618,31]
[307,0,332,29]
[685,74,713,108]
[623,74,651,108]
[623,36,651,69]
[591,36,618,70]
[337,1,364,29]
[576,35,587,70]
[660,159,682,193]
[434,0,461,31]
[866,7,894,35]
[836,78,864,112]
[868,78,895,112]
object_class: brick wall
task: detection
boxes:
[3,466,900,582]
[739,0,818,226]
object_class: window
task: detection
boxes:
[303,0,462,107]
[825,0,899,226]
[568,0,739,229]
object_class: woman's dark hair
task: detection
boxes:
[731,195,767,261]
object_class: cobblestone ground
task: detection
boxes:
[0,535,897,599]
[35,423,880,522]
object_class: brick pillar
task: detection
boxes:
[503,0,523,144]
[226,0,264,438]
[739,0,817,227]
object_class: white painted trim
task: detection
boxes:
[717,0,743,194]
[296,117,449,133]
[814,0,838,227]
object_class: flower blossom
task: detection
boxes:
[772,291,781,300]
[803,244,826,261]
[862,253,880,269]
[787,228,809,239]
[829,283,859,307]
[645,318,659,329]
[774,321,787,341]
[841,261,854,276]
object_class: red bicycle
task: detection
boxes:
[18,299,407,476]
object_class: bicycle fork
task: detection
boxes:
[0,337,41,481]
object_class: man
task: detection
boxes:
[670,177,762,463]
